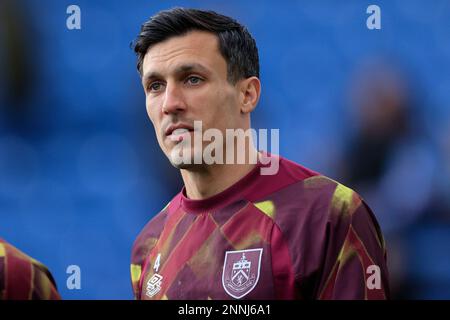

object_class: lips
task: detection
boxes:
[172,128,190,135]
[164,123,194,142]
[165,123,194,136]
[169,128,192,142]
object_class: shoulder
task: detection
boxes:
[272,171,366,232]
[264,162,385,259]
[129,195,182,297]
[0,239,48,276]
[254,155,361,221]
[253,156,369,239]
[131,194,181,266]
[0,239,60,300]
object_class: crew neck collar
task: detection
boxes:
[180,158,266,214]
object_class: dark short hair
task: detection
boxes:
[133,7,259,83]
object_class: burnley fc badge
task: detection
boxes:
[222,248,263,299]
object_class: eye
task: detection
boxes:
[148,81,165,93]
[186,76,203,85]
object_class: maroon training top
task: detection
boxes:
[131,154,390,300]
[0,239,60,300]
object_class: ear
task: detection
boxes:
[238,76,261,114]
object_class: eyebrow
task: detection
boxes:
[142,63,211,85]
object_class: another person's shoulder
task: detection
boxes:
[0,239,60,300]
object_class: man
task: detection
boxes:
[130,8,389,300]
[0,238,60,300]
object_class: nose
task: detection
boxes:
[162,83,186,115]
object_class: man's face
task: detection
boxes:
[141,31,243,168]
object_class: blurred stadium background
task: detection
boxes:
[1,0,449,299]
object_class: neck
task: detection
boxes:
[181,147,259,200]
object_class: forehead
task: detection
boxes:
[142,31,226,77]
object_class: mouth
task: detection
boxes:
[165,123,195,142]
[169,128,194,142]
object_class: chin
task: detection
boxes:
[167,146,205,170]
[170,161,198,170]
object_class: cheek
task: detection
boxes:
[145,101,162,137]
[145,96,153,116]
[146,98,159,124]
[211,89,239,129]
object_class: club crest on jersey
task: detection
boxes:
[222,248,263,299]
